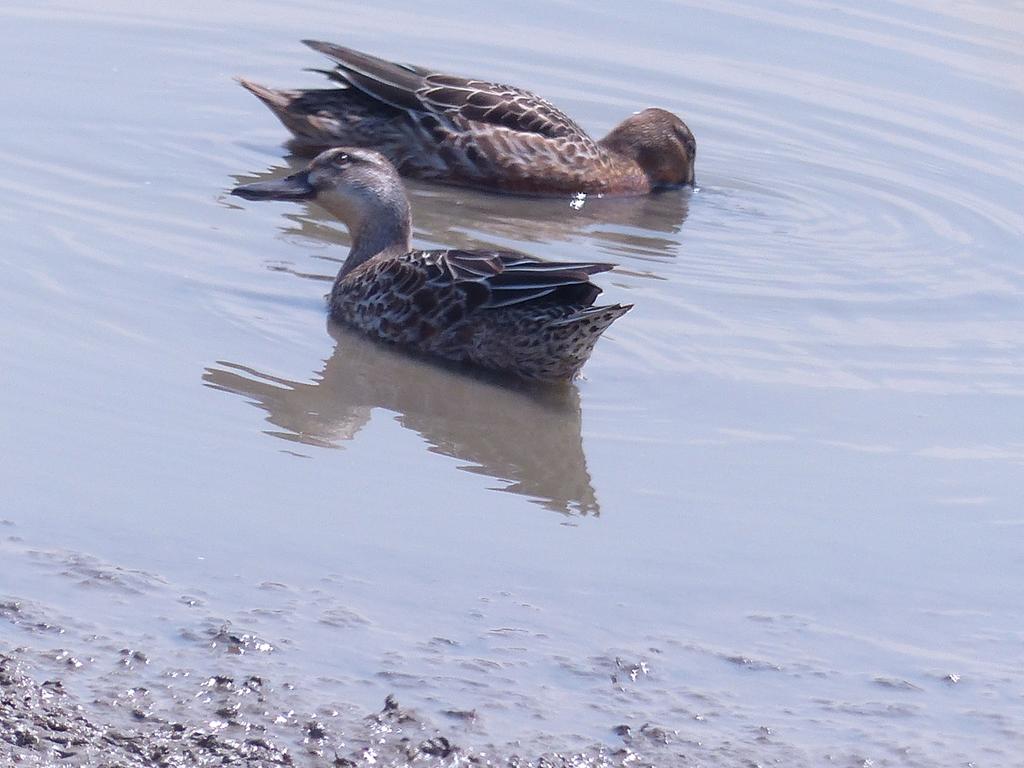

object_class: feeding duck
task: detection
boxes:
[238,41,695,196]
[231,148,632,381]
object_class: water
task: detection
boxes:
[2,0,1023,764]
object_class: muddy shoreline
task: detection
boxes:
[0,648,680,767]
[0,531,803,768]
[0,524,981,767]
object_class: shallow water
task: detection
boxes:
[2,0,1023,765]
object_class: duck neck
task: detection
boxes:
[344,216,411,274]
[329,193,412,277]
[596,138,654,193]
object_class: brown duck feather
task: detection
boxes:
[303,41,589,142]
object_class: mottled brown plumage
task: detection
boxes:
[231,148,631,381]
[237,41,695,196]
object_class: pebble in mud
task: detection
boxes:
[207,623,275,654]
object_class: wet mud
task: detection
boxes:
[0,648,688,767]
[0,538,710,768]
[1,520,1003,768]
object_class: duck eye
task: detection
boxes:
[674,129,695,155]
[324,150,351,167]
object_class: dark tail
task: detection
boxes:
[236,78,349,148]
[541,303,632,381]
[550,303,632,333]
[236,77,295,111]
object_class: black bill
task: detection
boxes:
[231,171,316,201]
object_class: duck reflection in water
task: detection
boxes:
[232,158,690,265]
[203,319,601,516]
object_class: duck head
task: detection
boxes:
[599,108,696,189]
[232,148,412,268]
[232,148,410,224]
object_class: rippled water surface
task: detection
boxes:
[2,1,1023,765]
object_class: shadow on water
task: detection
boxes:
[231,157,691,264]
[203,319,601,516]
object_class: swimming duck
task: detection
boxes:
[231,148,631,381]
[238,41,695,196]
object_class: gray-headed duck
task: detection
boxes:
[231,148,631,381]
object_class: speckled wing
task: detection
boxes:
[427,250,612,308]
[303,40,595,146]
[334,250,614,347]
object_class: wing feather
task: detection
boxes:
[413,250,612,310]
[303,40,591,143]
[335,250,618,354]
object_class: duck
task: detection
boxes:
[230,148,632,382]
[237,41,695,196]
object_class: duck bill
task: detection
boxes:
[231,171,316,201]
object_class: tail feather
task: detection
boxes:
[236,77,366,148]
[534,303,632,381]
[467,302,631,382]
[236,77,295,110]
[549,303,632,329]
